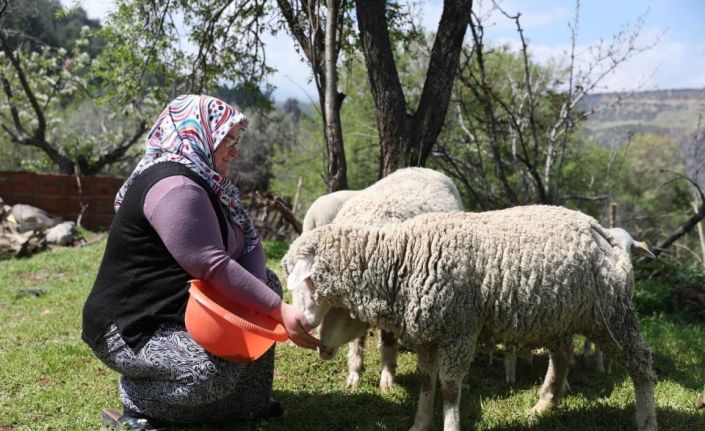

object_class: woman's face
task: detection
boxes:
[213,122,246,176]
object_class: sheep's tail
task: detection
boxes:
[596,300,623,351]
[589,221,633,352]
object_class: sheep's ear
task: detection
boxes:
[286,255,314,291]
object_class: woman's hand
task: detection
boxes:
[270,302,319,349]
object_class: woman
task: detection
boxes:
[82,95,318,430]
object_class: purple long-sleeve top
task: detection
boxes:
[143,175,282,315]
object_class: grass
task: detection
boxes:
[1,238,704,430]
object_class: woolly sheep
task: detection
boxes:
[580,227,655,372]
[283,205,657,431]
[302,190,359,232]
[505,227,656,382]
[297,167,464,391]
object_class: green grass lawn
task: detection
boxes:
[1,238,704,430]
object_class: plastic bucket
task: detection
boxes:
[185,279,288,362]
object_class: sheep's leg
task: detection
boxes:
[594,316,657,431]
[438,340,474,431]
[440,375,464,431]
[581,338,592,358]
[585,338,609,372]
[504,345,517,384]
[379,330,397,391]
[595,347,606,372]
[520,346,533,366]
[529,336,573,415]
[410,346,439,431]
[345,334,366,389]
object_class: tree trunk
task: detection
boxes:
[691,200,705,267]
[354,0,409,177]
[355,0,473,176]
[277,0,348,191]
[324,0,348,192]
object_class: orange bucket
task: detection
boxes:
[185,279,288,362]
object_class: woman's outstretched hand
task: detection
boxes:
[271,302,319,349]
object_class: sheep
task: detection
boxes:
[295,167,464,391]
[302,190,359,232]
[505,227,656,382]
[283,205,657,431]
[581,227,655,372]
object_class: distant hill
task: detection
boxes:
[580,88,705,147]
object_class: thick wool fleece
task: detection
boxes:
[283,205,657,431]
[310,167,465,390]
[302,190,359,232]
[332,167,464,226]
[285,206,647,359]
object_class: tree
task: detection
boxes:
[99,0,474,189]
[92,0,275,111]
[231,98,305,192]
[1,0,104,55]
[277,0,473,182]
[650,123,705,263]
[355,0,472,176]
[276,0,349,191]
[433,1,657,212]
[0,0,148,175]
[270,103,327,216]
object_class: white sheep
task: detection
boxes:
[302,190,359,232]
[581,227,655,372]
[283,205,657,431]
[505,227,656,382]
[297,167,464,391]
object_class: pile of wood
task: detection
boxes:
[241,191,301,240]
[0,197,81,259]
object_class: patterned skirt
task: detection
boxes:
[92,270,283,424]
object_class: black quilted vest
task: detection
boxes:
[82,162,227,352]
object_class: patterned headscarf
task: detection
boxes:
[115,94,259,253]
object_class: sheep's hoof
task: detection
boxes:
[408,422,430,431]
[379,370,395,392]
[345,372,361,389]
[528,400,556,417]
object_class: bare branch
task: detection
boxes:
[493,3,541,169]
[466,12,519,203]
[87,120,148,174]
[139,0,171,90]
[559,194,609,203]
[551,0,580,201]
[660,169,705,204]
[654,169,705,255]
[0,73,27,137]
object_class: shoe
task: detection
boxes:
[257,399,285,420]
[101,408,166,431]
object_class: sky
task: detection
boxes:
[62,0,705,102]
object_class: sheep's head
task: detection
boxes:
[283,254,331,328]
[608,227,656,258]
[318,307,369,360]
